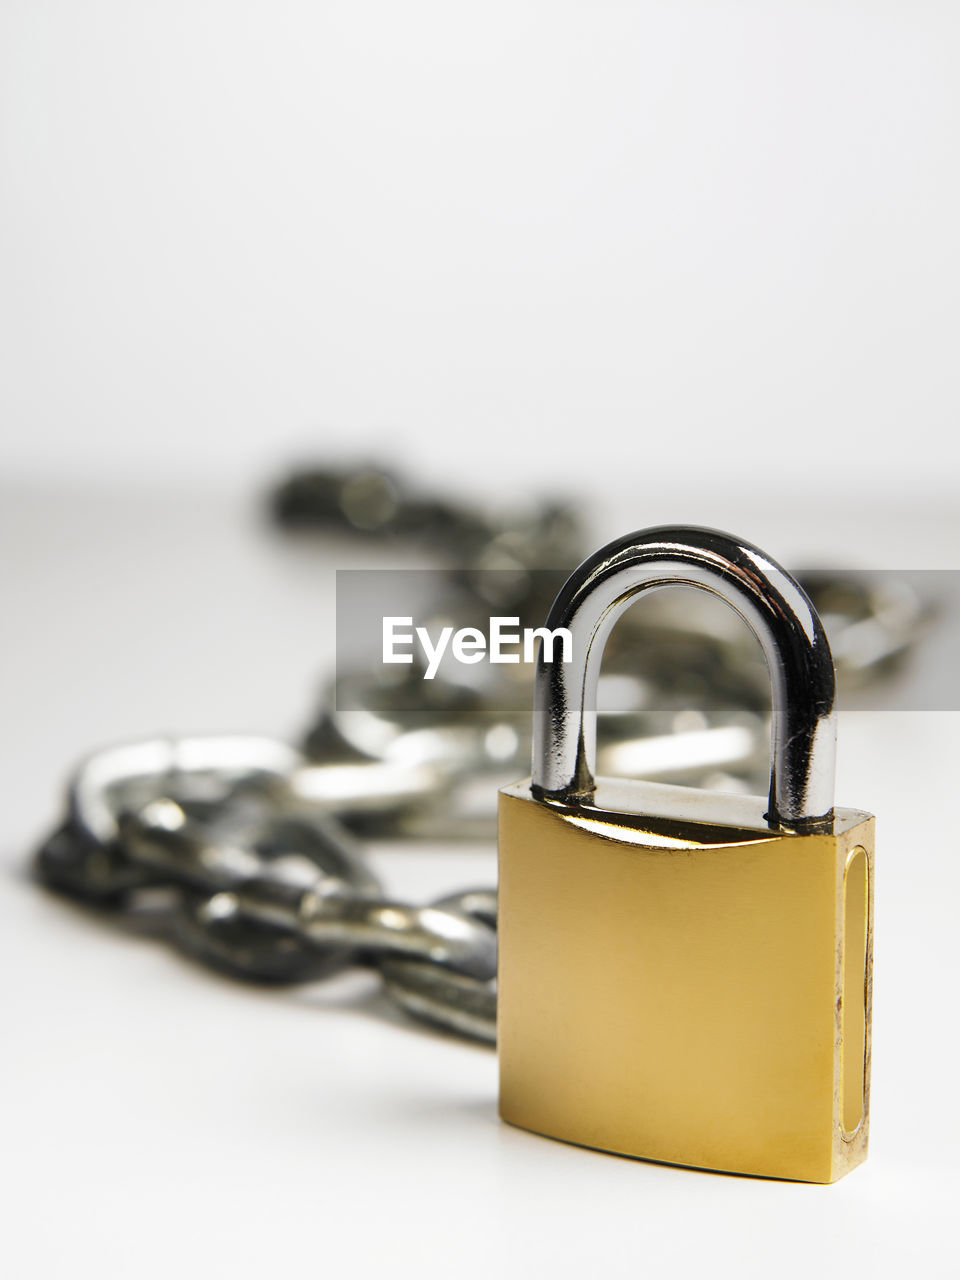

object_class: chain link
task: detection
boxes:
[36,738,498,1042]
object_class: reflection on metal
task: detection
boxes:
[38,735,498,1039]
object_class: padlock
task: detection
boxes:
[498,527,874,1183]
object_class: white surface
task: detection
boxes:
[1,2,959,502]
[1,487,958,1279]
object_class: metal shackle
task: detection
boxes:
[531,526,838,830]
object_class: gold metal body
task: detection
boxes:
[498,777,874,1183]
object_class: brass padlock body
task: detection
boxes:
[498,776,874,1183]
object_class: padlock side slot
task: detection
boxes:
[841,845,869,1138]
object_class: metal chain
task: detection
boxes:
[36,738,497,1042]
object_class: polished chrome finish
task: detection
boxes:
[531,526,838,829]
[38,734,497,1036]
[380,891,498,1043]
[70,736,301,845]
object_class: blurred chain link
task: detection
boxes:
[35,463,933,1043]
[37,737,498,1040]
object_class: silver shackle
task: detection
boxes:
[531,526,838,830]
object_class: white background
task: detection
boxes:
[1,1,958,501]
[1,4,959,1278]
